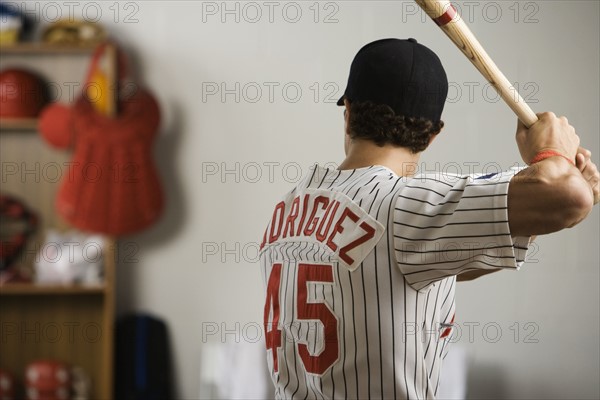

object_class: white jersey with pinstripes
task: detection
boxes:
[260,164,530,399]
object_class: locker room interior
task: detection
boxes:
[0,1,598,399]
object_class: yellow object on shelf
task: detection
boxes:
[85,42,117,117]
[42,20,106,45]
[0,29,19,44]
[87,69,110,116]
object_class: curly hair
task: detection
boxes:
[347,101,444,153]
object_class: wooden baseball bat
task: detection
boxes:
[415,0,538,127]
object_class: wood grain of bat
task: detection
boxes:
[415,0,538,127]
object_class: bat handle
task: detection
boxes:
[510,96,539,128]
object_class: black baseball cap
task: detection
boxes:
[337,38,448,122]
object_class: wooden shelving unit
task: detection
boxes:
[0,42,101,133]
[0,284,106,295]
[0,43,98,55]
[0,118,38,131]
[0,42,116,400]
[0,242,115,399]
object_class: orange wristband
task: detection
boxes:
[530,150,575,166]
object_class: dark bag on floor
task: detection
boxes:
[115,314,174,400]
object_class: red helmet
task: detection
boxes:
[26,387,70,400]
[0,68,48,118]
[25,360,70,400]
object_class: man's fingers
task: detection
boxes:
[516,118,528,138]
[578,147,592,160]
[575,147,592,171]
[576,153,586,172]
[580,159,600,205]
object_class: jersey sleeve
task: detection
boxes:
[393,169,531,290]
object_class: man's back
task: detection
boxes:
[260,164,531,398]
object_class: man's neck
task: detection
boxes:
[338,139,421,177]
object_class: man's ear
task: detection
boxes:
[428,127,443,146]
[343,98,351,132]
[344,99,351,115]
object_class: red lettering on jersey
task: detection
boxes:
[282,196,300,238]
[269,201,285,243]
[339,221,376,266]
[303,196,329,236]
[315,200,340,243]
[262,191,383,265]
[326,207,359,252]
[260,227,268,250]
[296,194,310,236]
[297,263,338,375]
[440,314,455,339]
[264,263,283,372]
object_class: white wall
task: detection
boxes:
[20,1,599,398]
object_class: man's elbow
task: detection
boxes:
[557,175,594,229]
[509,164,594,236]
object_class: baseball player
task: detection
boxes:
[259,38,599,399]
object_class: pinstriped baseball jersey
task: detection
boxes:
[260,164,530,399]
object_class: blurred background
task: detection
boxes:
[0,1,598,399]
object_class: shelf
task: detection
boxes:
[0,118,38,131]
[0,283,106,296]
[1,42,116,400]
[0,42,98,55]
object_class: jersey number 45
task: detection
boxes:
[264,262,339,375]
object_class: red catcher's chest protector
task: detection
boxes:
[40,88,164,235]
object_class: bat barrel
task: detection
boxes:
[416,0,538,127]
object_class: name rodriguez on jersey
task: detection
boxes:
[260,188,386,270]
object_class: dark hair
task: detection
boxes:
[347,100,444,153]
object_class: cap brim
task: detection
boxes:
[336,95,345,106]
